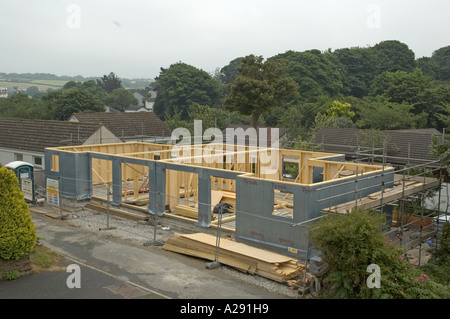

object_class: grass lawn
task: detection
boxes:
[29,243,65,274]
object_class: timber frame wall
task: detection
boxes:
[45,142,395,258]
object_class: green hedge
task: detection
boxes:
[0,167,37,260]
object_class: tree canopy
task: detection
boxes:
[96,72,123,93]
[223,54,298,128]
[270,50,344,101]
[431,45,450,82]
[0,40,448,146]
[43,87,104,120]
[153,62,224,121]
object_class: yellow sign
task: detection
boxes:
[46,178,59,205]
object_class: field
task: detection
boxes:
[0,74,154,91]
[0,77,66,91]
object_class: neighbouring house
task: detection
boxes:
[124,104,149,113]
[104,105,120,113]
[0,117,120,186]
[314,127,443,168]
[124,91,156,113]
[145,90,157,112]
[124,92,147,112]
[133,92,145,107]
[68,112,172,144]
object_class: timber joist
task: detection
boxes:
[162,233,305,286]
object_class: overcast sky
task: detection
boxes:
[1,0,449,79]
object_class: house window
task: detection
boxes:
[15,153,23,161]
[34,156,43,167]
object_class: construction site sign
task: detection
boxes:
[21,178,34,202]
[46,178,59,206]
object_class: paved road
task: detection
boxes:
[0,257,158,299]
[0,211,295,300]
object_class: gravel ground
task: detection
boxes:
[65,207,306,298]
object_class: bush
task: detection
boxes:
[310,208,449,299]
[2,270,20,280]
[0,167,37,260]
[436,222,450,261]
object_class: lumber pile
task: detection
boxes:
[162,233,305,286]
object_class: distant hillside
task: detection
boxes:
[0,73,154,91]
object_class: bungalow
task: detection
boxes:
[68,112,172,144]
[0,117,120,187]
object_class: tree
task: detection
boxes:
[333,46,380,98]
[326,100,355,119]
[62,80,109,104]
[0,167,37,260]
[333,41,415,98]
[0,92,50,119]
[164,108,193,133]
[369,69,449,129]
[26,86,40,98]
[372,40,416,74]
[416,57,439,79]
[369,68,433,104]
[187,103,216,131]
[43,87,104,120]
[415,84,450,130]
[270,50,344,101]
[220,57,243,85]
[154,62,224,120]
[356,96,421,130]
[96,72,122,93]
[431,45,450,82]
[430,134,450,169]
[306,100,356,138]
[106,88,138,112]
[223,54,298,128]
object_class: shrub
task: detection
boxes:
[2,269,20,281]
[436,222,450,261]
[0,167,37,260]
[309,208,449,299]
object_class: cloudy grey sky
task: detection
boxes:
[1,0,449,79]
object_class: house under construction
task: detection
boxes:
[44,141,442,259]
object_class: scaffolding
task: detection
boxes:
[296,139,448,294]
[44,135,448,294]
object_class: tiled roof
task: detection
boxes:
[0,117,104,153]
[71,112,171,140]
[314,127,442,167]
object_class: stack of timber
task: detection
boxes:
[162,233,305,287]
